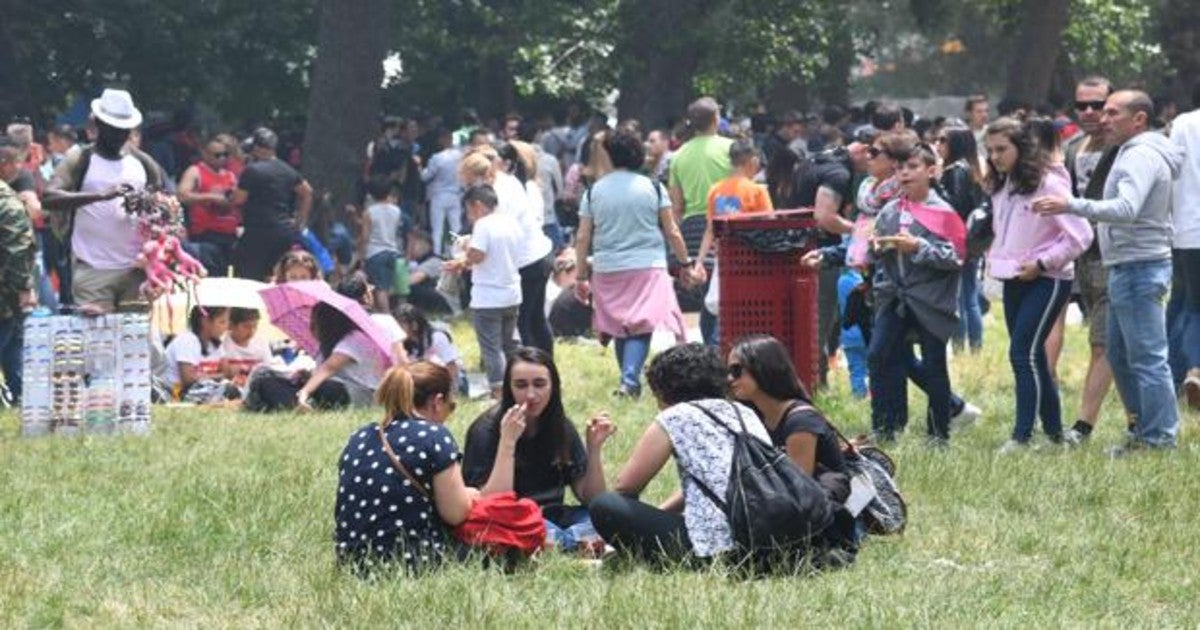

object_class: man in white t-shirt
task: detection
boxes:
[445,184,523,397]
[43,89,165,312]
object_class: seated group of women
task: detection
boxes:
[334,335,858,573]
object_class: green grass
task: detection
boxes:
[3,315,1199,627]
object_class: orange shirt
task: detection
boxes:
[706,175,773,219]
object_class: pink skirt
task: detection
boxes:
[591,268,686,342]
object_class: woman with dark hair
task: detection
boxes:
[161,306,229,396]
[936,125,987,352]
[588,343,772,563]
[766,147,803,208]
[333,271,407,365]
[574,130,693,397]
[462,347,615,549]
[727,335,847,483]
[984,117,1093,453]
[294,302,391,410]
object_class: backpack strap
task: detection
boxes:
[682,401,750,515]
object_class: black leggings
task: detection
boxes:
[588,492,692,562]
[518,256,554,355]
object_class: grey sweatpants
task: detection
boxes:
[472,306,519,387]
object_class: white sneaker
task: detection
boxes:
[1063,427,1088,446]
[996,439,1029,455]
[952,402,981,429]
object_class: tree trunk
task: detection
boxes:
[1003,0,1070,105]
[0,0,33,121]
[301,0,390,211]
[614,0,717,128]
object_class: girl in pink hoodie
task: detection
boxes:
[984,117,1094,453]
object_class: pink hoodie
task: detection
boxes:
[988,164,1094,281]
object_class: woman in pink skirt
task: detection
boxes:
[574,131,696,397]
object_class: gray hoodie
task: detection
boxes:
[1067,131,1184,266]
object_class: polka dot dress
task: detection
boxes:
[334,418,461,571]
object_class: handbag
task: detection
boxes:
[965,199,994,259]
[377,425,546,556]
[828,425,907,535]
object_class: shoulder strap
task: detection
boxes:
[69,146,94,192]
[686,401,745,436]
[376,424,432,501]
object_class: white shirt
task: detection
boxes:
[494,172,552,267]
[1172,110,1200,248]
[74,153,147,269]
[329,330,387,406]
[468,211,524,309]
[370,312,406,363]
[162,331,222,390]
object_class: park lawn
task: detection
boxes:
[2,315,1199,628]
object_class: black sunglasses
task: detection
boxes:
[212,152,229,158]
[1075,100,1105,112]
[727,363,744,378]
[867,147,883,158]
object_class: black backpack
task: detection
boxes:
[686,402,835,567]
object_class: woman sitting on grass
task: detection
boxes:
[334,365,522,573]
[588,343,771,564]
[462,347,616,551]
[396,304,465,393]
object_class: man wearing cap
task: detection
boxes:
[43,88,165,313]
[230,127,312,281]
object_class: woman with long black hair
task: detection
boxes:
[462,347,615,548]
[936,125,987,353]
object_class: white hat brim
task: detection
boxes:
[91,98,143,130]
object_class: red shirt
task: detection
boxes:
[186,162,240,237]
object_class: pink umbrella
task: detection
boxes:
[259,280,395,368]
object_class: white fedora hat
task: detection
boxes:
[91,88,143,130]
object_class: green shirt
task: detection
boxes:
[668,135,733,218]
[0,181,34,319]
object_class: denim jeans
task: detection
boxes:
[471,306,519,387]
[700,305,718,347]
[844,344,868,398]
[955,256,983,350]
[1003,277,1072,442]
[543,505,600,551]
[0,315,26,401]
[1167,249,1200,385]
[614,334,651,392]
[868,305,952,439]
[905,350,965,431]
[1107,259,1178,447]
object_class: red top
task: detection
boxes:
[187,162,240,236]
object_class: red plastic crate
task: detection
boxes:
[714,210,821,393]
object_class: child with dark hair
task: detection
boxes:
[220,307,272,380]
[334,271,407,365]
[162,306,229,397]
[359,175,406,311]
[864,143,966,445]
[396,303,465,391]
[444,184,524,398]
[694,138,774,342]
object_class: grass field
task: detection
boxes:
[3,314,1199,628]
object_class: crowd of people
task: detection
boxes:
[0,75,1197,573]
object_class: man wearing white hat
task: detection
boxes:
[43,88,165,313]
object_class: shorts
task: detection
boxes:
[72,258,146,312]
[365,251,399,291]
[1076,254,1108,347]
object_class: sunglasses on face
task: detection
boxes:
[211,152,229,159]
[727,363,744,379]
[1075,100,1105,112]
[867,147,883,158]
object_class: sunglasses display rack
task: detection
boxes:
[21,313,152,437]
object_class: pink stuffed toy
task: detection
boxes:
[124,189,208,300]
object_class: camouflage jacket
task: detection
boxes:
[0,180,35,319]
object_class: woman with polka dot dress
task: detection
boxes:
[333,363,522,572]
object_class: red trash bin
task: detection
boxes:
[713,210,822,393]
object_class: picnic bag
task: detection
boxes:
[686,402,834,562]
[377,426,545,556]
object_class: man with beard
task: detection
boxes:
[43,89,165,313]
